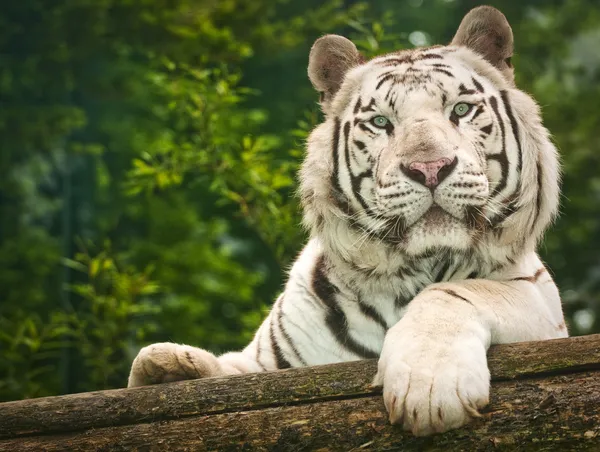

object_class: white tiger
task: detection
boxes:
[128,6,567,436]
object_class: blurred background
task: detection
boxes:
[1,0,599,402]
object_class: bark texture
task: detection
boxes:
[1,335,599,451]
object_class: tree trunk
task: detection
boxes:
[1,335,599,451]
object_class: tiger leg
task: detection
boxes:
[127,307,283,388]
[127,290,313,388]
[126,341,267,387]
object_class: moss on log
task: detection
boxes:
[1,335,599,451]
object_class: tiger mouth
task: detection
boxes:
[373,204,485,244]
[373,206,453,243]
[422,205,451,223]
[421,205,487,233]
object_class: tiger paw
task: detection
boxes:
[373,327,490,436]
[127,342,224,388]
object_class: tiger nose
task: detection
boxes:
[401,157,458,189]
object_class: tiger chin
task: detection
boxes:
[128,6,567,437]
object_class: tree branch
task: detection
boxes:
[1,335,599,451]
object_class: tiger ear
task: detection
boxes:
[308,35,363,113]
[451,6,514,84]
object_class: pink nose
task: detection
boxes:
[403,157,458,189]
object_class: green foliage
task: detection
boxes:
[1,0,600,402]
[0,313,68,399]
[0,243,161,397]
[64,243,162,391]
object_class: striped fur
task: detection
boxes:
[128,7,566,437]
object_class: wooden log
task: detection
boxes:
[0,335,599,451]
[1,372,599,451]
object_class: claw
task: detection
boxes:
[372,371,383,387]
[387,394,402,425]
[463,403,482,418]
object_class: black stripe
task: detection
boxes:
[378,57,412,66]
[500,91,522,173]
[496,198,519,226]
[531,161,543,235]
[433,288,476,307]
[353,140,366,150]
[277,296,307,366]
[488,93,523,227]
[376,73,395,89]
[377,70,396,80]
[331,117,343,196]
[255,325,267,371]
[510,267,547,283]
[431,68,454,78]
[383,121,394,136]
[480,124,493,135]
[358,122,376,135]
[357,297,388,331]
[449,110,459,126]
[394,294,410,309]
[388,92,397,110]
[399,263,417,280]
[329,117,356,216]
[496,91,525,226]
[458,84,476,96]
[350,169,373,210]
[434,258,453,283]
[345,121,378,217]
[360,98,376,112]
[270,317,291,369]
[419,53,444,60]
[472,77,485,93]
[312,255,378,359]
[384,85,393,101]
[471,105,484,121]
[345,122,366,208]
[353,97,362,114]
[488,96,509,196]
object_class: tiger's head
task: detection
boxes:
[300,6,559,264]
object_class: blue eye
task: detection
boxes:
[370,116,389,128]
[453,102,473,117]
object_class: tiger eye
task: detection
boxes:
[371,116,389,128]
[453,103,472,117]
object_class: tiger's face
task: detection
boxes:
[334,49,512,254]
[303,14,559,259]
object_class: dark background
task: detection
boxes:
[1,0,599,401]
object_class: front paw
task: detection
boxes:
[374,332,490,436]
[127,342,224,388]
